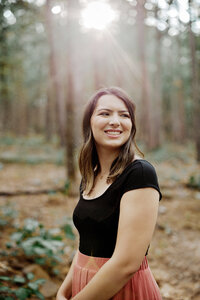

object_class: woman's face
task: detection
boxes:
[90,95,132,152]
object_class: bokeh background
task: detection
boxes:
[0,0,200,299]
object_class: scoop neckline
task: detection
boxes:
[81,159,142,201]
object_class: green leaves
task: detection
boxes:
[0,286,14,298]
[27,279,45,291]
[7,218,68,268]
[0,217,8,226]
[11,232,24,243]
[0,276,11,281]
[24,219,40,233]
[0,207,76,299]
[188,174,200,190]
[0,275,46,300]
[15,288,31,300]
[26,273,34,280]
[13,276,26,284]
[62,223,75,240]
[0,286,11,292]
[20,236,64,265]
[0,204,17,228]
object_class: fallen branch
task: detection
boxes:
[0,187,65,196]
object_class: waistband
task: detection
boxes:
[76,250,148,272]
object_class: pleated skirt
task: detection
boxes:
[72,251,162,300]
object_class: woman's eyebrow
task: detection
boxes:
[96,108,112,112]
[97,108,129,113]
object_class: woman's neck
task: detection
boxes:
[96,147,119,176]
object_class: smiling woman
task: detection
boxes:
[80,1,118,30]
[56,87,162,300]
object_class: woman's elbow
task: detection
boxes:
[112,257,142,279]
[124,261,142,278]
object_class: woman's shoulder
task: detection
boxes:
[120,157,162,200]
[118,157,159,188]
[123,156,157,175]
[134,157,157,170]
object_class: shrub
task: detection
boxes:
[0,273,45,300]
[8,218,65,270]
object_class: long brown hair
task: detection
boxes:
[79,87,143,194]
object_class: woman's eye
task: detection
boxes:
[99,112,109,116]
[121,114,130,118]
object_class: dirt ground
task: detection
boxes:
[0,155,200,300]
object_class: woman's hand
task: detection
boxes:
[56,250,78,300]
[56,294,68,300]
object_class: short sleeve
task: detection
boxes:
[122,160,162,201]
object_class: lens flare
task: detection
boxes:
[81,1,117,30]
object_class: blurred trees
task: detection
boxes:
[0,0,48,134]
[0,0,200,166]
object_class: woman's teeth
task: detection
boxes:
[106,131,121,135]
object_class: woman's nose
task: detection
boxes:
[109,115,120,126]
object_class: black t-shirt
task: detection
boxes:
[73,159,162,258]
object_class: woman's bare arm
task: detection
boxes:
[71,188,159,300]
[56,250,78,300]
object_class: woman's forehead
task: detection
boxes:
[94,94,128,111]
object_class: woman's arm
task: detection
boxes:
[71,187,159,300]
[56,250,78,300]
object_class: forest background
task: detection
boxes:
[0,0,200,299]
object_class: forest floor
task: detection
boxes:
[0,138,200,300]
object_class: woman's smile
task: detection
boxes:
[104,129,122,137]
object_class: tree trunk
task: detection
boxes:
[175,36,186,143]
[0,20,11,131]
[153,6,163,147]
[65,0,78,196]
[45,0,66,145]
[136,0,154,149]
[45,73,55,141]
[174,79,186,143]
[188,0,200,161]
[11,64,28,135]
[170,38,186,143]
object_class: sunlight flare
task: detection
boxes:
[80,1,117,30]
[51,5,62,15]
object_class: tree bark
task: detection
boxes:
[153,5,163,147]
[65,0,78,196]
[45,0,66,145]
[188,0,200,161]
[170,38,186,143]
[45,73,55,141]
[0,13,11,131]
[175,36,186,143]
[136,0,154,149]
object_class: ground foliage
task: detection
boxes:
[0,139,200,300]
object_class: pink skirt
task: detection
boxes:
[72,251,162,300]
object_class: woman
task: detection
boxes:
[57,87,162,300]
